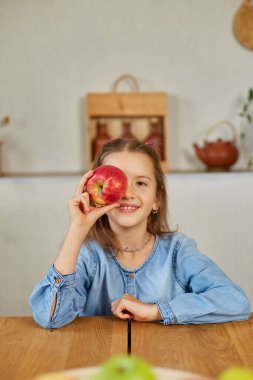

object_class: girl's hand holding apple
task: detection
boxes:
[68,169,120,230]
[53,169,121,277]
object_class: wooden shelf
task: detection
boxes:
[1,169,252,178]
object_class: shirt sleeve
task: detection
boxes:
[29,244,94,329]
[156,235,251,325]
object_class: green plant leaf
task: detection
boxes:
[249,88,253,101]
[247,114,252,123]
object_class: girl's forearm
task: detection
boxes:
[54,223,89,275]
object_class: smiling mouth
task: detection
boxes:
[118,205,140,213]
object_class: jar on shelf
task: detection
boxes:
[121,119,135,140]
[92,119,111,159]
[145,118,164,160]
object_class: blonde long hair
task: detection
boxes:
[86,138,173,251]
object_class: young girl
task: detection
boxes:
[29,138,250,328]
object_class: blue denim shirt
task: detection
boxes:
[29,233,251,329]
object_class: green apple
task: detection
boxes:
[89,355,155,380]
[219,367,253,380]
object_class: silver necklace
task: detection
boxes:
[118,234,151,253]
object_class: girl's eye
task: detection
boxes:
[136,181,148,186]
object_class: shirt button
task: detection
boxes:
[54,277,61,284]
[128,273,135,278]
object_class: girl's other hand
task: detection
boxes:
[111,294,162,322]
[68,171,119,229]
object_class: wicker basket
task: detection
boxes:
[234,0,253,50]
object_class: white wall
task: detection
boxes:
[0,0,252,173]
[0,173,252,316]
[0,0,252,317]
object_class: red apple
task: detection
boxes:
[86,165,127,206]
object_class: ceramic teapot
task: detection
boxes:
[193,120,239,171]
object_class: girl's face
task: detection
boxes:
[102,151,159,231]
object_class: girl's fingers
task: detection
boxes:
[97,202,120,214]
[111,297,127,313]
[75,170,94,196]
[118,311,132,320]
[83,202,119,226]
[111,301,133,319]
[79,193,90,214]
[111,294,137,320]
[69,194,119,221]
[69,193,90,214]
[111,300,119,314]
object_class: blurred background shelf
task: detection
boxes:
[0,169,252,178]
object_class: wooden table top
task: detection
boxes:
[131,314,253,378]
[0,315,253,380]
[0,317,126,380]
